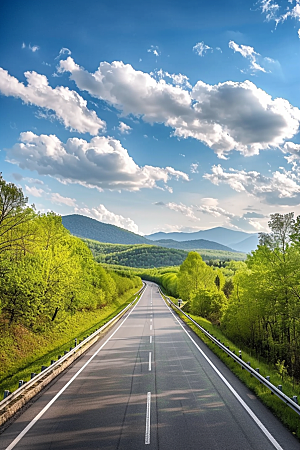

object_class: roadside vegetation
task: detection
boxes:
[0,174,142,397]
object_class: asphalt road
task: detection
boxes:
[0,282,299,449]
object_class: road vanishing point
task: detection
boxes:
[0,282,299,450]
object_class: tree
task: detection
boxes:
[0,174,35,256]
[177,252,215,301]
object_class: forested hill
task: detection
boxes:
[62,214,150,245]
[84,240,188,268]
[154,239,235,252]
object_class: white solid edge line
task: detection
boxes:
[162,297,284,450]
[148,352,152,371]
[145,391,151,444]
[150,336,152,344]
[5,286,147,450]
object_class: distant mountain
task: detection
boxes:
[229,234,260,253]
[154,239,236,252]
[61,215,254,253]
[146,227,259,252]
[62,214,150,245]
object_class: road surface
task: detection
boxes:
[0,282,299,449]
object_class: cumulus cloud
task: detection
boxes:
[204,164,300,205]
[74,205,139,233]
[118,121,132,134]
[6,132,189,192]
[58,57,300,158]
[282,141,300,164]
[51,193,77,207]
[193,42,213,57]
[155,201,200,221]
[25,185,45,197]
[152,69,192,89]
[0,67,105,135]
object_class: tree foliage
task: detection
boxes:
[0,177,141,330]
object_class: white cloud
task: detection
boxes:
[229,41,280,74]
[58,57,300,158]
[229,41,266,73]
[7,132,189,192]
[204,164,300,204]
[153,69,192,88]
[0,67,105,135]
[25,185,45,197]
[197,197,235,219]
[155,201,200,221]
[51,192,77,207]
[193,41,212,57]
[147,45,160,57]
[21,43,40,52]
[259,0,300,34]
[190,163,199,173]
[74,205,139,233]
[56,48,72,59]
[118,121,132,134]
[29,44,40,53]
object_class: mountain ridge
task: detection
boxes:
[61,214,256,253]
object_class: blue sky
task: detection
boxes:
[1,0,300,235]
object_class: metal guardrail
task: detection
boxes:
[0,283,146,413]
[159,287,300,417]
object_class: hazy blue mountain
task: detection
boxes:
[62,214,150,245]
[62,215,255,253]
[154,239,236,252]
[146,227,257,249]
[229,234,259,253]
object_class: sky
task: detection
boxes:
[1,0,300,236]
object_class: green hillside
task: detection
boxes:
[83,239,246,268]
[84,239,188,268]
[62,214,150,245]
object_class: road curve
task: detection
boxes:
[0,282,299,450]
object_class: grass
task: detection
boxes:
[164,295,300,440]
[0,286,141,399]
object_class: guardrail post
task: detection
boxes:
[18,380,24,388]
[278,385,282,391]
[75,338,77,346]
[51,360,56,365]
[41,365,47,371]
[4,390,10,399]
[292,396,298,404]
[64,350,68,355]
[266,376,270,382]
[239,350,242,359]
[58,355,61,359]
[255,368,260,373]
[31,372,36,379]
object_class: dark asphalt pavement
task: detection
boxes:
[0,282,299,449]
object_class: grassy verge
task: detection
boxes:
[0,286,141,398]
[164,295,300,440]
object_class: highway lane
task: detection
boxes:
[0,282,299,449]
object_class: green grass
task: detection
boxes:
[164,295,300,440]
[0,286,141,398]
